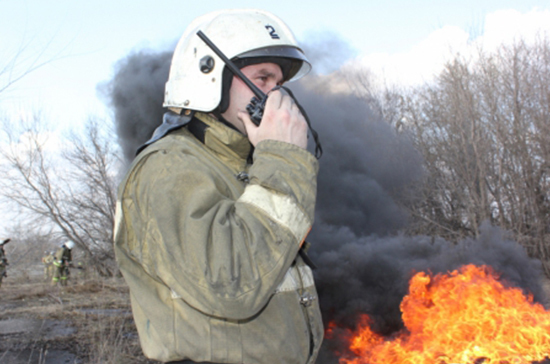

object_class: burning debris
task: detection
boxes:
[328,264,550,364]
[101,37,549,364]
[312,224,547,364]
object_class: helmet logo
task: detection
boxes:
[265,25,280,40]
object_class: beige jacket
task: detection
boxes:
[114,113,323,363]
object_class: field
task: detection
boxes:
[0,264,156,364]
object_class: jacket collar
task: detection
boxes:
[194,112,252,161]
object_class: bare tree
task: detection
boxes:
[0,32,72,98]
[345,67,407,132]
[382,36,550,274]
[0,114,120,276]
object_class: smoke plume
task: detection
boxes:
[100,34,547,363]
[98,49,172,163]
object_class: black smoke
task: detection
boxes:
[100,34,548,364]
[291,81,419,239]
[98,49,172,163]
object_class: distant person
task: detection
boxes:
[0,238,10,288]
[52,241,74,286]
[114,9,323,364]
[42,251,55,281]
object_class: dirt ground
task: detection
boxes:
[0,264,157,364]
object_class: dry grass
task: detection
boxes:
[0,270,157,364]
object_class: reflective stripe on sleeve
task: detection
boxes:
[238,185,311,244]
[113,200,123,240]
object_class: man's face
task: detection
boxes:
[221,62,284,134]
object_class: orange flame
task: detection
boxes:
[333,264,550,364]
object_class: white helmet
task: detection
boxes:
[164,9,311,112]
[65,241,75,250]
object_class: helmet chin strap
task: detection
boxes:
[278,85,323,159]
[211,109,241,133]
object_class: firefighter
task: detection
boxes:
[42,250,55,281]
[114,9,323,364]
[52,241,74,286]
[0,239,10,288]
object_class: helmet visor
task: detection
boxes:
[234,46,311,82]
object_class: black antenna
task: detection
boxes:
[196,30,265,99]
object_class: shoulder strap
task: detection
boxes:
[187,117,208,144]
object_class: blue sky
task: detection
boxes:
[1,0,549,131]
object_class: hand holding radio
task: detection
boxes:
[245,85,291,126]
[240,86,308,149]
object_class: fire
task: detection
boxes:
[331,264,550,364]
